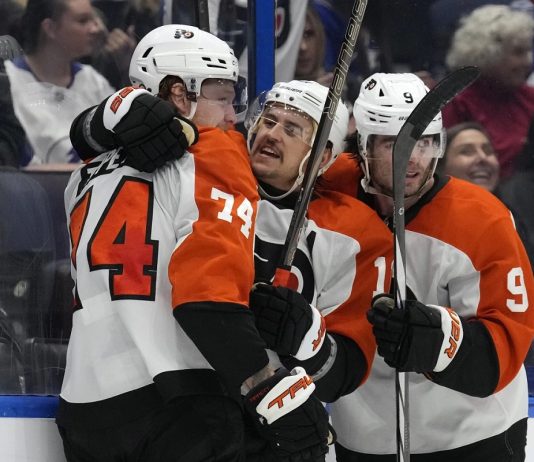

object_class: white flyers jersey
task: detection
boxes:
[254,190,392,377]
[61,127,258,403]
[330,177,534,454]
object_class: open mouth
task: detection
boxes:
[258,146,281,159]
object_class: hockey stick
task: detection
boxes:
[273,0,368,286]
[392,65,480,462]
[195,0,210,32]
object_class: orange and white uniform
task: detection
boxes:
[326,171,534,455]
[254,187,393,399]
[59,127,267,422]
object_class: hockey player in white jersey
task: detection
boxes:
[59,25,330,462]
[325,72,534,461]
[244,81,393,404]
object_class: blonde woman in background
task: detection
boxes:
[443,4,534,178]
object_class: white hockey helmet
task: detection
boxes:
[353,73,445,194]
[246,80,349,176]
[129,24,246,113]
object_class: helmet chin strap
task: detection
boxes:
[185,100,198,120]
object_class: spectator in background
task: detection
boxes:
[439,121,500,193]
[294,2,368,104]
[294,5,333,87]
[4,0,114,165]
[89,0,161,90]
[443,5,534,179]
[429,0,509,79]
[309,0,345,74]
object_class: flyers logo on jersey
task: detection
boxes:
[267,374,313,410]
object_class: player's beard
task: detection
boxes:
[369,159,434,199]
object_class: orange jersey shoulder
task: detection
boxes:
[170,127,259,308]
[321,153,361,197]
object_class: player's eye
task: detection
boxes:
[262,117,276,128]
[283,124,301,137]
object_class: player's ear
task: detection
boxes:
[320,146,333,171]
[169,83,191,117]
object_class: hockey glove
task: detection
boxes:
[367,294,464,373]
[250,283,326,361]
[97,87,198,171]
[244,367,329,461]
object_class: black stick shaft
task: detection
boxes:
[392,66,480,462]
[274,0,368,285]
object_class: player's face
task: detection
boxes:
[193,79,237,130]
[367,134,436,197]
[49,0,101,59]
[249,105,315,191]
[443,128,499,192]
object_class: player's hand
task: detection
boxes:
[244,367,330,461]
[250,283,326,361]
[103,87,199,172]
[367,294,464,373]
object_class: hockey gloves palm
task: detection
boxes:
[250,283,326,361]
[98,87,198,172]
[244,367,329,461]
[367,294,464,373]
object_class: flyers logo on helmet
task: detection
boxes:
[174,29,194,39]
[365,79,377,90]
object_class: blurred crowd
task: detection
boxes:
[0,0,533,391]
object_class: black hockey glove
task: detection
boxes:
[250,283,326,361]
[244,367,330,461]
[367,294,464,373]
[81,87,198,171]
